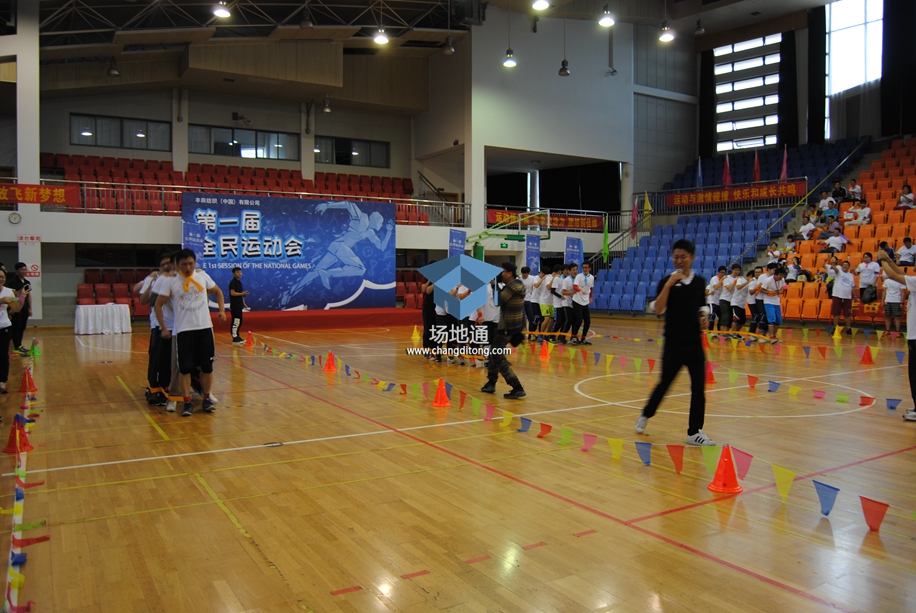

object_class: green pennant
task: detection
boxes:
[472,397,480,416]
[411,383,419,398]
[802,328,809,339]
[728,369,739,385]
[13,468,26,478]
[834,346,843,358]
[701,445,720,474]
[633,358,642,373]
[13,519,47,531]
[835,393,849,403]
[558,428,574,445]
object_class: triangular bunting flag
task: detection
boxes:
[400,384,407,394]
[788,345,796,357]
[834,346,843,358]
[813,481,840,516]
[774,344,782,356]
[605,355,613,371]
[472,397,480,416]
[803,346,811,358]
[459,390,467,409]
[855,346,865,359]
[647,359,655,374]
[445,382,453,398]
[635,441,652,465]
[886,398,901,410]
[747,375,759,389]
[558,428,574,445]
[701,445,720,474]
[620,356,628,370]
[863,329,871,340]
[871,346,880,359]
[896,351,905,364]
[728,369,740,385]
[608,438,623,459]
[767,381,780,393]
[813,390,826,399]
[422,382,430,399]
[802,328,809,339]
[731,338,739,350]
[788,385,801,397]
[859,395,874,407]
[384,383,396,392]
[818,346,827,359]
[835,393,849,403]
[634,358,642,373]
[666,444,684,475]
[772,465,796,502]
[581,434,597,452]
[484,404,496,421]
[731,447,753,480]
[411,383,419,398]
[594,353,601,365]
[537,423,553,438]
[860,496,890,531]
[345,365,351,376]
[517,417,532,432]
[501,410,514,427]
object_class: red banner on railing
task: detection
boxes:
[487,209,603,231]
[665,181,806,207]
[0,184,79,206]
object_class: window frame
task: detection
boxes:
[187,124,301,161]
[313,135,391,169]
[69,113,172,152]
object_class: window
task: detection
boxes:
[70,114,171,151]
[188,125,300,161]
[714,33,781,153]
[314,136,390,169]
[826,0,883,96]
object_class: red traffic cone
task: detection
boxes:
[539,341,550,359]
[26,369,37,393]
[323,351,338,373]
[2,422,18,454]
[705,363,716,384]
[17,370,29,393]
[860,346,874,365]
[708,445,743,494]
[16,423,33,453]
[244,331,254,347]
[431,378,451,408]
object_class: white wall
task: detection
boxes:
[314,106,412,179]
[414,36,468,159]
[41,242,83,298]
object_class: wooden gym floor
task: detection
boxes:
[9,316,916,613]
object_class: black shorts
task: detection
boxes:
[176,328,216,375]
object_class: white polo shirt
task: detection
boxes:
[832,271,856,300]
[746,277,759,304]
[885,278,905,303]
[521,275,535,303]
[730,276,750,308]
[561,275,574,308]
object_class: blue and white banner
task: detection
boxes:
[565,237,583,266]
[525,235,540,274]
[182,194,395,310]
[448,229,467,257]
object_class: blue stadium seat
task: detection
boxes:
[646,247,658,260]
[626,247,637,259]
[606,271,617,285]
[609,297,621,311]
[596,269,608,282]
[618,295,632,311]
[633,294,647,311]
[595,296,610,311]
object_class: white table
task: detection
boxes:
[74,304,132,335]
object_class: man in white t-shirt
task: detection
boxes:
[728,267,750,338]
[818,190,836,211]
[520,266,538,339]
[847,179,862,201]
[818,228,846,254]
[707,267,726,337]
[557,263,576,342]
[759,265,785,343]
[746,266,763,336]
[718,265,740,333]
[844,202,871,226]
[875,251,916,420]
[136,250,174,407]
[855,252,881,302]
[897,237,916,267]
[881,271,906,336]
[541,266,561,341]
[570,262,594,345]
[830,260,856,335]
[155,248,226,417]
[795,221,817,241]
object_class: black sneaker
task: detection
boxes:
[154,392,168,407]
[202,398,215,413]
[504,387,526,400]
[580,339,592,345]
[846,328,852,335]
[570,338,580,344]
[480,381,496,394]
[232,337,245,345]
[181,402,193,417]
[144,387,152,402]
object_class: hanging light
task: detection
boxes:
[323,97,331,113]
[107,58,120,77]
[599,5,614,27]
[502,9,516,67]
[659,21,675,42]
[213,1,231,18]
[503,49,517,68]
[558,59,570,77]
[351,149,359,156]
[81,128,93,137]
[136,131,146,138]
[374,26,388,44]
[301,1,314,29]
[313,146,321,153]
[694,20,705,35]
[532,0,549,10]
[443,36,456,55]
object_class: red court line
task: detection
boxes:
[574,530,596,537]
[626,444,916,525]
[225,356,858,613]
[521,542,547,550]
[401,570,430,579]
[464,556,490,564]
[329,585,362,596]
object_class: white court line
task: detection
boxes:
[75,336,146,354]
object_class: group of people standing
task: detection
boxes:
[705,263,786,343]
[530,262,594,345]
[0,263,32,397]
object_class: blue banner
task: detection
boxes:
[182,193,395,310]
[525,235,540,274]
[448,229,467,257]
[565,237,583,266]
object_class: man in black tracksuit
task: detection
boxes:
[634,239,716,446]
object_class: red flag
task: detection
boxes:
[779,144,788,181]
[722,153,732,186]
[629,198,638,239]
[752,150,760,183]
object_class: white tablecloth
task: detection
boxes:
[74,304,133,335]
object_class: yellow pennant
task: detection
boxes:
[788,386,802,397]
[501,410,514,427]
[772,464,796,502]
[608,438,623,459]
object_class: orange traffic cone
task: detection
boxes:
[25,369,37,393]
[323,351,338,373]
[431,378,451,408]
[705,363,716,384]
[539,341,550,359]
[707,445,743,494]
[860,346,874,365]
[244,331,254,347]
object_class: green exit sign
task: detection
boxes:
[500,243,509,249]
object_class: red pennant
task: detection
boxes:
[817,346,827,359]
[647,359,655,374]
[318,354,323,365]
[758,343,767,354]
[14,475,43,489]
[11,534,50,548]
[731,447,754,480]
[459,390,467,410]
[860,496,890,531]
[859,396,874,406]
[747,375,759,389]
[6,585,35,613]
[666,444,684,475]
[400,384,407,395]
[537,423,553,438]
[580,349,588,362]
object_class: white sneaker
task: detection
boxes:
[166,400,176,413]
[904,412,916,421]
[686,430,716,446]
[905,408,916,415]
[634,415,649,434]
[770,337,781,344]
[209,393,218,404]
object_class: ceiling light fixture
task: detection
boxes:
[300,1,313,29]
[107,58,120,77]
[313,146,321,153]
[213,1,231,18]
[323,97,331,113]
[81,129,92,137]
[532,0,549,11]
[374,26,388,44]
[558,17,569,76]
[443,0,455,55]
[599,5,614,27]
[694,19,705,35]
[503,9,516,67]
[504,50,516,67]
[351,149,359,156]
[136,131,146,138]
[659,3,674,42]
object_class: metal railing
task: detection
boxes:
[36,178,472,227]
[484,205,618,234]
[587,209,652,272]
[643,176,810,215]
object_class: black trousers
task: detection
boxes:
[909,340,916,409]
[230,310,243,338]
[487,328,521,388]
[524,302,540,333]
[731,304,747,328]
[0,326,10,383]
[422,308,436,351]
[554,306,567,334]
[750,301,768,334]
[718,300,732,330]
[436,314,457,350]
[10,310,28,349]
[571,302,590,339]
[642,342,706,435]
[708,304,720,331]
[147,327,161,388]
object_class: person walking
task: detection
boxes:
[480,263,527,400]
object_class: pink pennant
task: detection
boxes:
[6,585,35,613]
[422,382,429,399]
[619,356,627,370]
[581,434,597,452]
[854,346,865,359]
[813,390,826,399]
[708,362,719,371]
[484,404,496,421]
[731,447,754,480]
[666,444,685,475]
[773,344,782,356]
